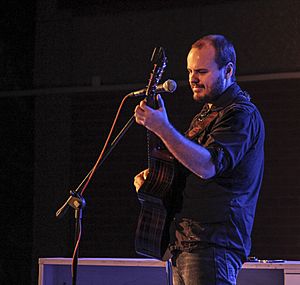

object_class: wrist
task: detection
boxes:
[157,121,175,140]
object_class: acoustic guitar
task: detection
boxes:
[135,47,180,261]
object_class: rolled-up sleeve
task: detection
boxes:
[205,106,255,176]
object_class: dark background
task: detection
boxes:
[0,0,300,284]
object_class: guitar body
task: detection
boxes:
[135,148,177,260]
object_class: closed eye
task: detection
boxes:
[187,69,208,74]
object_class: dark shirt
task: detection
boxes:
[173,83,265,259]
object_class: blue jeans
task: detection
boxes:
[171,246,242,285]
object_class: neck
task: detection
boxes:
[224,80,234,91]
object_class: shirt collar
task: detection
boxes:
[210,82,242,111]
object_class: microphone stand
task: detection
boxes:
[55,114,136,285]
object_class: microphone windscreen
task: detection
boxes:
[163,80,177,93]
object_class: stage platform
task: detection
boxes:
[38,257,300,285]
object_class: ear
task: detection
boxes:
[224,62,234,80]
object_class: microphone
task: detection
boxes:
[128,79,177,98]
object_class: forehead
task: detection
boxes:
[187,45,218,69]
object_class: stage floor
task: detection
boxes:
[39,257,300,285]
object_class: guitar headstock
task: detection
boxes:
[151,47,167,76]
[146,47,167,108]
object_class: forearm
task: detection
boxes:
[134,97,215,179]
[157,123,216,179]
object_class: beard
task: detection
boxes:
[192,75,225,104]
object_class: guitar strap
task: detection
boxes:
[185,106,219,141]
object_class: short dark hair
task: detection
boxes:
[191,34,236,80]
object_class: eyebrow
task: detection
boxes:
[187,68,209,72]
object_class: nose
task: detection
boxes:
[189,71,199,84]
